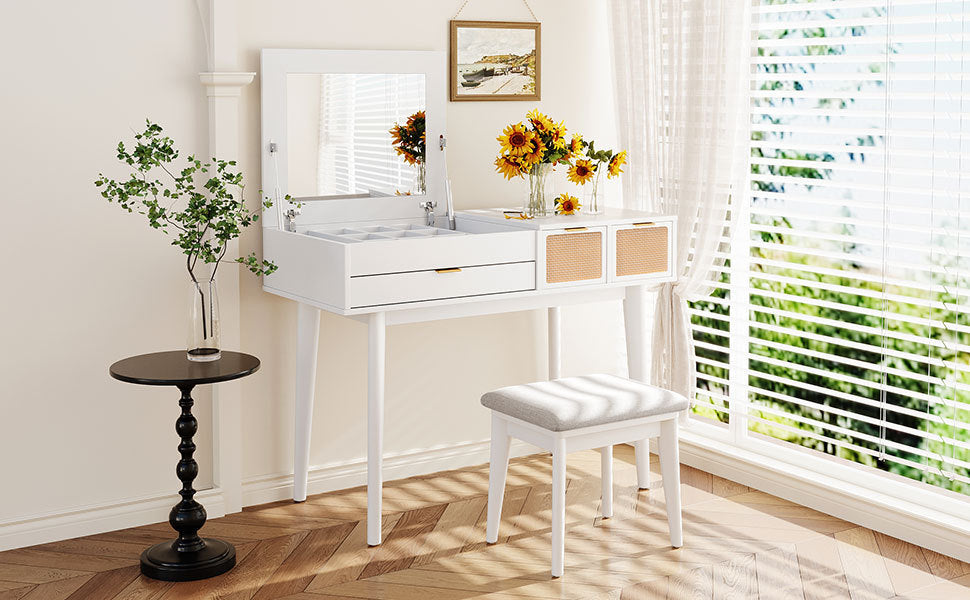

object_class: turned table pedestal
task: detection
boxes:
[109,350,259,581]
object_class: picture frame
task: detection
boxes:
[449,20,541,102]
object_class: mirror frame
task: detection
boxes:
[260,49,447,228]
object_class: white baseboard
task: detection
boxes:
[0,438,538,552]
[673,432,970,564]
[241,438,539,507]
[0,488,225,552]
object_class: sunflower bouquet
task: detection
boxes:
[495,109,627,215]
[389,110,427,192]
[495,109,577,215]
[565,139,627,214]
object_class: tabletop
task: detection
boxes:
[109,351,260,387]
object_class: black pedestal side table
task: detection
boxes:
[109,351,259,582]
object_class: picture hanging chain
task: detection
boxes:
[453,0,538,22]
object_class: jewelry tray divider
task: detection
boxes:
[306,223,466,244]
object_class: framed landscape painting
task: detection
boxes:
[450,20,541,102]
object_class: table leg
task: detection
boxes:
[623,285,649,382]
[140,384,235,581]
[548,306,561,380]
[367,311,386,546]
[294,302,321,502]
[624,285,654,490]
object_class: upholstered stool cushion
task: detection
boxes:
[480,374,689,432]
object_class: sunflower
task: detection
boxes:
[527,109,554,134]
[567,159,596,185]
[570,135,585,156]
[498,122,535,157]
[555,193,581,215]
[407,110,425,127]
[561,134,582,162]
[521,136,547,168]
[549,121,567,150]
[396,147,418,166]
[495,154,525,180]
[389,125,404,145]
[608,151,627,178]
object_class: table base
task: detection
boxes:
[140,538,236,581]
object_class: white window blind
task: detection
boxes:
[691,0,970,495]
[317,74,424,196]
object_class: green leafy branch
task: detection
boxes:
[585,140,615,164]
[95,120,277,283]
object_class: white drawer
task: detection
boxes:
[348,261,536,308]
[348,230,535,276]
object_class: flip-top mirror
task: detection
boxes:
[261,49,446,228]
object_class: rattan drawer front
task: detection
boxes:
[616,226,669,277]
[545,230,604,284]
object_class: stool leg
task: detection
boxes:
[551,438,567,578]
[599,446,613,518]
[634,439,654,490]
[485,414,511,544]
[659,418,683,548]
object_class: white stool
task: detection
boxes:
[481,374,688,578]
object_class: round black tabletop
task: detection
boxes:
[109,351,260,387]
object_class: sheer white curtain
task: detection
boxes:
[609,0,750,398]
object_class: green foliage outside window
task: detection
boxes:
[690,1,970,494]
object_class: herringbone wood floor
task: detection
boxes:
[2,446,969,599]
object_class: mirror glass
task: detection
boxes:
[286,73,427,200]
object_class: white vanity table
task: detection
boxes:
[260,49,676,545]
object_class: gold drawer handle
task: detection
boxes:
[633,221,656,227]
[564,227,588,232]
[435,267,462,274]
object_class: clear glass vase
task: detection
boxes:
[584,168,604,214]
[188,279,221,362]
[416,162,427,195]
[526,163,552,217]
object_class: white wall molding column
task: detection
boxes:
[199,73,255,513]
[200,0,254,515]
[199,72,257,92]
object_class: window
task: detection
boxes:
[691,0,970,496]
[317,73,425,196]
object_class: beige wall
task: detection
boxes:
[0,0,632,539]
[0,1,214,522]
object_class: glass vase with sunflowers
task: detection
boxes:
[567,140,627,215]
[389,111,426,194]
[495,110,575,216]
